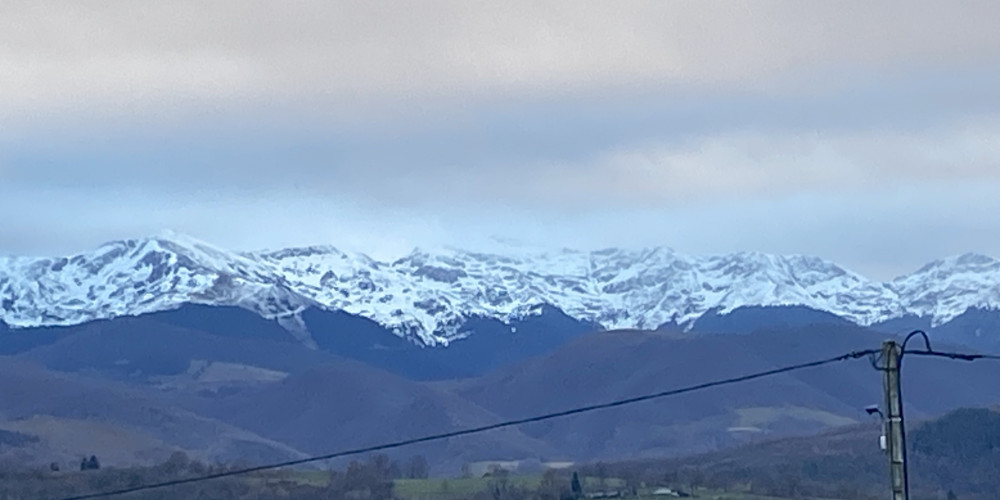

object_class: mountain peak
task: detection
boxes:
[2,236,999,343]
[907,252,998,275]
[153,228,210,246]
[948,252,998,268]
[252,245,344,260]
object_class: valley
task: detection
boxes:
[1,238,999,499]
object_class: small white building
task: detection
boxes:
[652,487,689,497]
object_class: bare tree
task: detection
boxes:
[407,455,430,479]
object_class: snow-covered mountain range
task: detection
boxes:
[1,232,999,346]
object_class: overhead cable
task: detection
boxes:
[59,348,879,500]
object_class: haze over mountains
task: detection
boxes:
[1,233,1000,474]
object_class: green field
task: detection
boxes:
[393,475,637,499]
[391,477,843,500]
[395,476,540,499]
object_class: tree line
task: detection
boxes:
[577,408,1000,500]
[0,452,430,500]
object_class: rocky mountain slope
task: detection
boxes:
[1,232,998,345]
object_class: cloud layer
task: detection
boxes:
[1,1,999,278]
[4,1,999,118]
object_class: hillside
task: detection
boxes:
[0,358,306,467]
[196,362,561,472]
[450,326,1000,461]
[601,407,1000,500]
[10,304,596,380]
[2,317,999,475]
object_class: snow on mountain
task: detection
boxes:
[889,253,1000,323]
[0,233,997,345]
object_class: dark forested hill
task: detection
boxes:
[2,317,1000,476]
[451,325,1000,461]
[595,406,1000,500]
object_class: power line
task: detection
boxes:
[896,330,1000,362]
[867,329,1000,371]
[904,350,1000,361]
[58,348,879,500]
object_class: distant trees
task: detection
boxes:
[481,473,531,500]
[1,455,334,500]
[28,447,1000,500]
[375,454,429,480]
[538,469,565,500]
[405,454,430,479]
[594,461,609,487]
[537,469,589,500]
[326,454,395,500]
[571,471,583,498]
[677,466,703,493]
[912,408,1000,460]
[620,469,639,497]
[80,455,101,471]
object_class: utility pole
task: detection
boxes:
[882,340,909,500]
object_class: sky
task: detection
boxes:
[1,1,999,280]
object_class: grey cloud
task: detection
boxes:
[3,0,1000,122]
[3,64,999,209]
[2,1,999,278]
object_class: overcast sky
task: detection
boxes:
[2,1,999,279]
